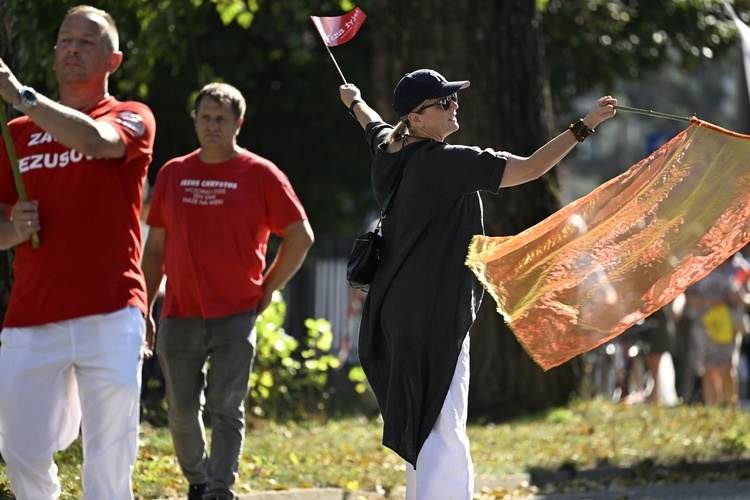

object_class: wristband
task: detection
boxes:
[569,118,595,143]
[349,99,363,119]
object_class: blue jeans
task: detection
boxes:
[156,310,256,496]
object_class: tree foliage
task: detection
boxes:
[542,0,750,105]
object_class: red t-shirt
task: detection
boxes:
[147,149,308,319]
[0,97,155,327]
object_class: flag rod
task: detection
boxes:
[0,100,40,248]
[325,45,348,85]
[614,105,693,123]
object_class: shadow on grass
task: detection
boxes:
[528,457,750,489]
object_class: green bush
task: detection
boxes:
[249,291,341,421]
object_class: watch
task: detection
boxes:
[13,86,38,112]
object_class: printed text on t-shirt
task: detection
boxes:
[180,178,239,206]
[18,132,93,173]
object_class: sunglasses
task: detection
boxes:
[419,93,458,112]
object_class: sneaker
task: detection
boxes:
[187,483,207,500]
[202,486,236,499]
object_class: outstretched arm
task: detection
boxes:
[0,58,126,159]
[339,83,384,130]
[500,96,617,187]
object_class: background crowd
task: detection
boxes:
[590,249,750,408]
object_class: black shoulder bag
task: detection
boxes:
[347,141,427,291]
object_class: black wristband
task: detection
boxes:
[569,118,595,143]
[349,99,363,119]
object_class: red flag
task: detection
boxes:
[310,7,366,47]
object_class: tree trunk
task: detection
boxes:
[371,0,582,421]
[0,0,15,326]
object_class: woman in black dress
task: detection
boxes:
[340,69,616,499]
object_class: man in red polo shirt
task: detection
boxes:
[0,5,155,499]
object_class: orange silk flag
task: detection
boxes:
[467,119,750,370]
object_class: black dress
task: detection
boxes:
[359,122,507,466]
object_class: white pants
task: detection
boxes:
[0,306,145,500]
[405,334,473,500]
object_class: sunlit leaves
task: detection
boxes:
[348,365,369,394]
[250,292,342,419]
[207,0,261,28]
[542,0,750,102]
[339,0,358,13]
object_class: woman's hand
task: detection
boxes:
[583,96,617,130]
[340,83,361,108]
[339,83,383,129]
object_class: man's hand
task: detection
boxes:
[10,201,40,244]
[257,288,274,315]
[0,58,22,106]
[144,313,156,359]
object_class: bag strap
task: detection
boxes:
[379,140,430,222]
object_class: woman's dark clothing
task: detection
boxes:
[359,122,507,466]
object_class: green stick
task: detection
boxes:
[614,105,693,123]
[0,101,40,248]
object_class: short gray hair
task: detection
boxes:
[194,82,247,120]
[64,5,120,52]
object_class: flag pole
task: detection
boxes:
[614,105,693,123]
[310,8,366,84]
[325,45,348,84]
[0,100,40,248]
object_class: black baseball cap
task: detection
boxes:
[392,69,470,117]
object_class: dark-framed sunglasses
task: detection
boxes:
[419,93,458,112]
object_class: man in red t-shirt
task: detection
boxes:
[142,82,313,500]
[0,6,155,500]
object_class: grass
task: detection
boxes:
[2,398,750,499]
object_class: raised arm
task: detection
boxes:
[500,96,617,187]
[0,58,126,159]
[339,83,384,130]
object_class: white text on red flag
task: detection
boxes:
[310,7,366,47]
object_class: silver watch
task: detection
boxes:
[13,86,38,112]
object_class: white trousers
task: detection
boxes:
[0,306,145,500]
[405,334,473,500]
